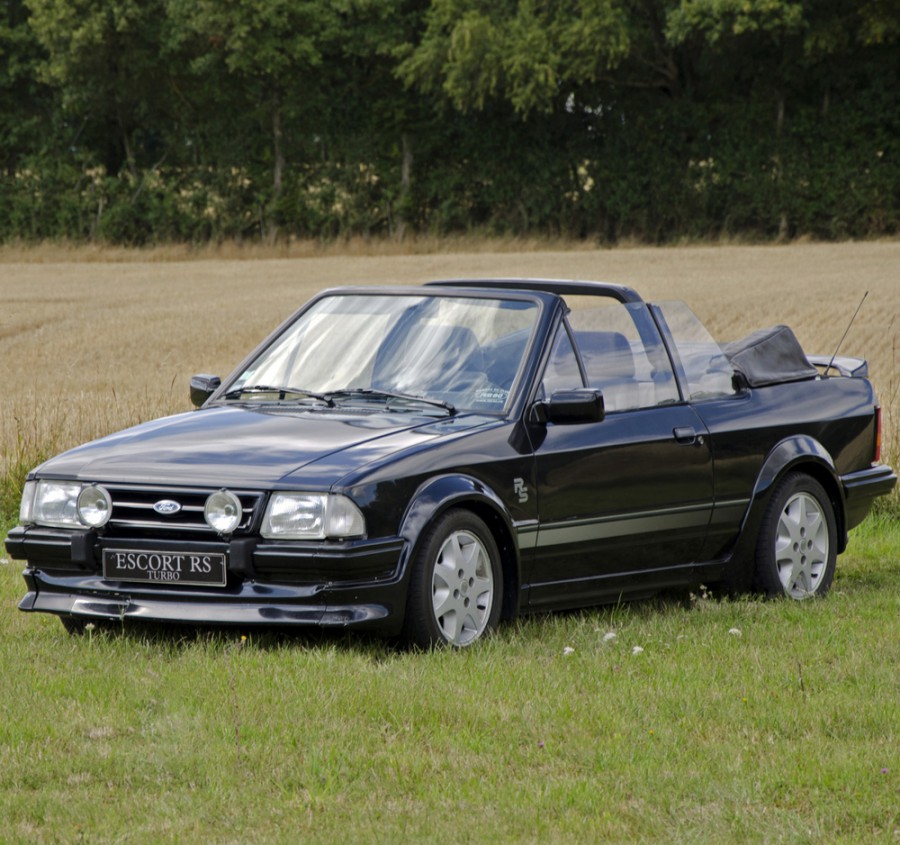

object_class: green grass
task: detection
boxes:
[1,516,898,844]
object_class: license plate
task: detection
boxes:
[103,549,227,587]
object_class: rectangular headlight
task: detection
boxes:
[261,493,366,540]
[19,480,37,525]
[31,480,83,528]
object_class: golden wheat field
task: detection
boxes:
[1,240,898,475]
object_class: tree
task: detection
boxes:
[397,0,635,115]
[0,0,50,176]
[26,0,173,176]
[166,0,346,240]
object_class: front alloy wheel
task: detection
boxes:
[403,509,503,649]
[754,472,837,599]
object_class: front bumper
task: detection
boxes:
[6,526,409,634]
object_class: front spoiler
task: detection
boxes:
[19,587,392,628]
[10,526,410,634]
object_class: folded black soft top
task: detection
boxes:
[723,325,818,388]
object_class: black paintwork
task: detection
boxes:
[6,280,896,634]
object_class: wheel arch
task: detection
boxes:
[399,475,522,622]
[744,435,847,553]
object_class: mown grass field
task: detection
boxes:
[1,516,898,844]
[1,241,898,843]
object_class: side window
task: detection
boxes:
[540,322,585,398]
[655,301,736,400]
[564,299,679,411]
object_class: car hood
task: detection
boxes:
[34,404,498,488]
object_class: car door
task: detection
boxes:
[524,302,715,610]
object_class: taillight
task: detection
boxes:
[874,405,883,463]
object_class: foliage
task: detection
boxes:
[0,0,49,177]
[0,0,898,243]
[395,0,631,115]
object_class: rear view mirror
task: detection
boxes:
[190,374,221,408]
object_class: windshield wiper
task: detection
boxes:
[222,385,334,405]
[330,388,456,415]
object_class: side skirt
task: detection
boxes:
[523,559,727,612]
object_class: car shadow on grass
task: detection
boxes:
[68,614,405,659]
[62,585,731,658]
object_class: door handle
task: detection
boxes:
[673,426,704,446]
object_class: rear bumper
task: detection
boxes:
[842,463,897,530]
[7,526,409,634]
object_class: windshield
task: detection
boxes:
[226,293,539,413]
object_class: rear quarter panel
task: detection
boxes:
[693,375,877,561]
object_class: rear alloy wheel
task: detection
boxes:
[754,472,837,599]
[403,510,502,649]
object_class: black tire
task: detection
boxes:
[402,509,503,649]
[753,472,837,599]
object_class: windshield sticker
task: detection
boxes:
[474,387,509,406]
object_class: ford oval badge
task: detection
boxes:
[153,499,182,515]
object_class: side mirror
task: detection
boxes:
[190,374,221,408]
[532,388,605,425]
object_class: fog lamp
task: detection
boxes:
[204,489,243,534]
[77,485,112,528]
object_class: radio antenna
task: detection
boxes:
[825,291,868,377]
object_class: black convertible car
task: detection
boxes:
[7,280,896,647]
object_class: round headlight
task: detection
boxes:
[77,485,112,528]
[204,489,243,534]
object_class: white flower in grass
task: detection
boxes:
[632,646,644,656]
[563,646,575,656]
[728,628,742,637]
[603,632,617,643]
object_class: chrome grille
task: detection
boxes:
[103,485,264,537]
